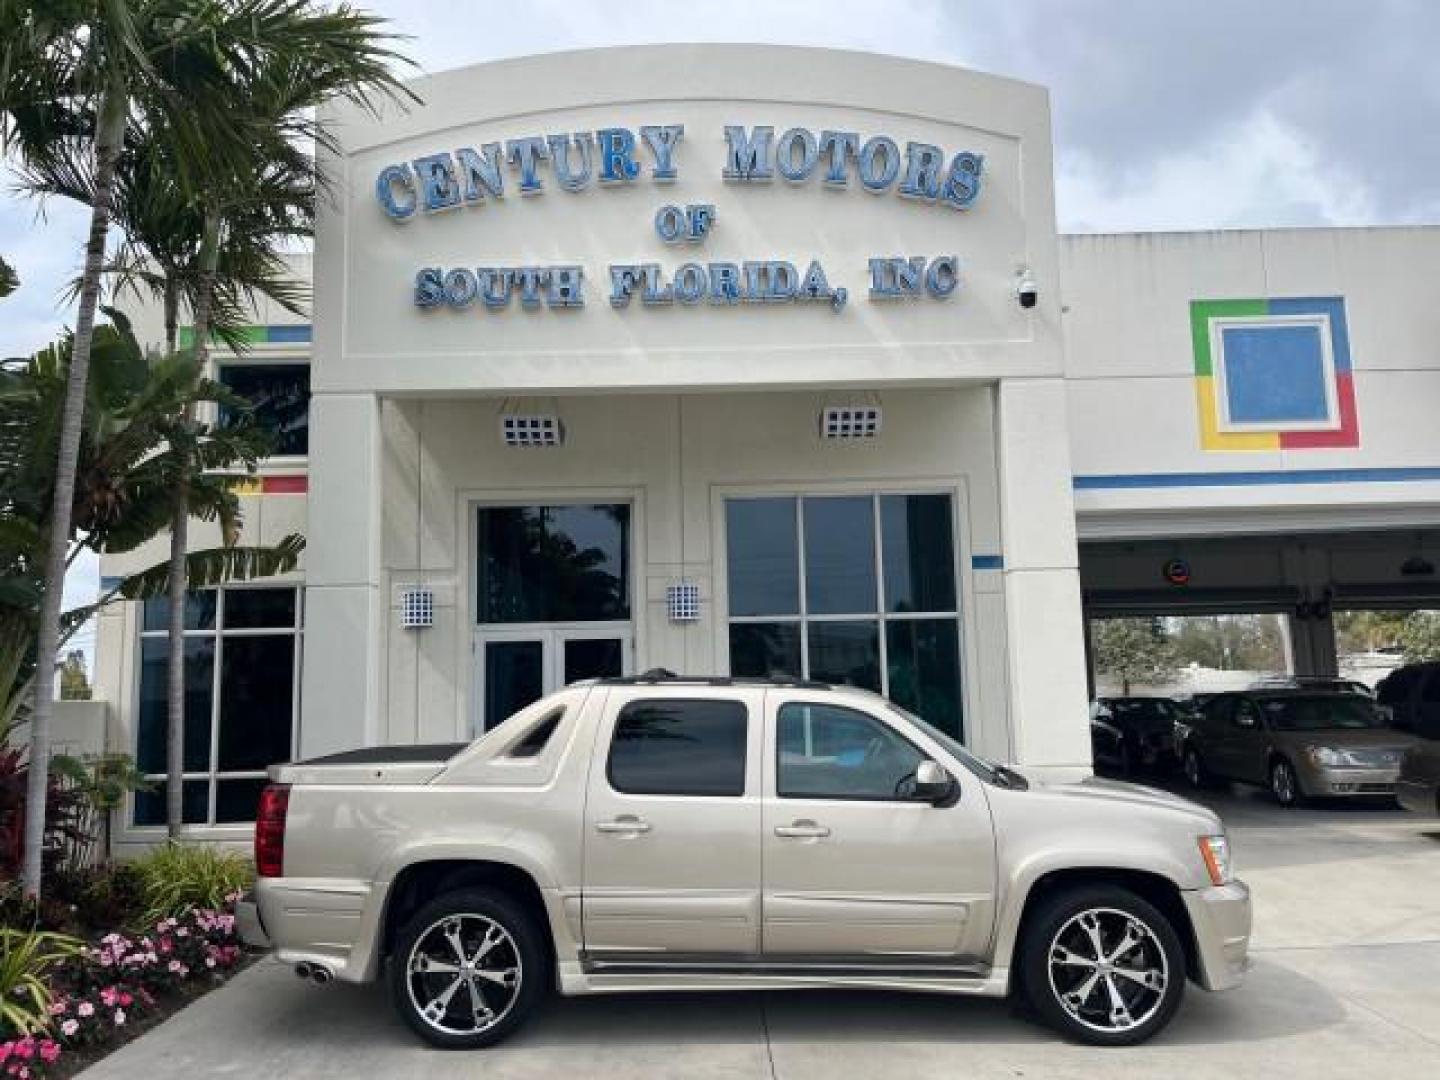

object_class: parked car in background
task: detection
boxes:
[1375,662,1440,738]
[241,677,1251,1049]
[1179,690,1419,807]
[1397,742,1440,816]
[1091,697,1185,775]
[1248,676,1374,698]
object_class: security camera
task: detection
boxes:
[1015,269,1038,309]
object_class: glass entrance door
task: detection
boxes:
[476,626,632,732]
[473,502,634,733]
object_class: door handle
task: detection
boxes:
[775,820,830,839]
[595,816,652,835]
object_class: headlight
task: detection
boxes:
[1198,834,1232,886]
[1306,746,1377,768]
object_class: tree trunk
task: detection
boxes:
[163,274,179,355]
[165,211,221,838]
[22,84,127,897]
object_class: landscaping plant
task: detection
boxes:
[0,929,82,1036]
[132,843,253,923]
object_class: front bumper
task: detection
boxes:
[1181,879,1252,992]
[236,894,272,949]
[1396,777,1438,815]
[1299,763,1401,797]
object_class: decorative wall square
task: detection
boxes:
[1190,296,1358,451]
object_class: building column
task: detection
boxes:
[995,378,1091,781]
[299,392,383,756]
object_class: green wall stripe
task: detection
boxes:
[1189,298,1268,376]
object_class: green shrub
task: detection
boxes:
[132,843,253,923]
[0,928,83,1036]
[47,864,148,933]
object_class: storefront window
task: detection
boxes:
[726,493,965,739]
[133,586,301,827]
[219,363,311,456]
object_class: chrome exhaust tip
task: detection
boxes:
[311,967,333,986]
[294,962,312,980]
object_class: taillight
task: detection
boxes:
[255,783,291,878]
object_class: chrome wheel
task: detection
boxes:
[1047,907,1169,1035]
[404,913,522,1037]
[1271,759,1298,806]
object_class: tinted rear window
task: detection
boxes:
[607,699,748,796]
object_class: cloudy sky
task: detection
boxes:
[4,0,1437,657]
[5,0,1438,359]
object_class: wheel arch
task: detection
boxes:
[381,859,557,974]
[1006,866,1200,989]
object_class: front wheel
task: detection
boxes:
[1020,885,1186,1046]
[389,887,547,1049]
[1270,757,1303,808]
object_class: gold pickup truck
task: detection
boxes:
[238,676,1251,1049]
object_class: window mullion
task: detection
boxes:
[208,591,224,826]
[795,497,810,679]
[873,494,889,698]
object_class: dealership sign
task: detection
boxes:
[375,124,984,313]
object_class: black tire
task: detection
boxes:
[1182,745,1210,789]
[1270,757,1303,808]
[388,887,547,1049]
[1020,885,1186,1047]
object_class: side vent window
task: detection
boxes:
[507,711,563,759]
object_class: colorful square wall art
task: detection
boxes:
[1190,297,1358,451]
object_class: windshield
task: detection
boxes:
[886,704,1006,784]
[1261,695,1385,732]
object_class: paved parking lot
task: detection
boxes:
[84,782,1440,1079]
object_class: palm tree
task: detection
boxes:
[0,0,285,896]
[148,7,412,836]
[0,310,306,741]
[2,0,411,887]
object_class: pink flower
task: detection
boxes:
[37,1043,59,1066]
[168,960,183,973]
[113,1010,126,1027]
[12,1040,33,1061]
[100,987,120,1008]
[0,1043,11,1063]
[77,1003,94,1019]
[60,1020,78,1039]
[119,992,133,1008]
[47,1001,66,1016]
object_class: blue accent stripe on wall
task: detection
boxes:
[266,324,312,343]
[971,555,1005,570]
[1074,467,1440,491]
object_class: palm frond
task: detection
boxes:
[117,534,305,599]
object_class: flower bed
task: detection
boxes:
[1,897,252,1079]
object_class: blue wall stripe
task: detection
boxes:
[1074,467,1440,491]
[971,555,1005,570]
[266,324,312,343]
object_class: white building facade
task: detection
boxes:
[93,46,1440,847]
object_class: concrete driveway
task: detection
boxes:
[82,783,1440,1079]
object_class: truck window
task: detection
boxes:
[777,702,924,800]
[606,699,748,796]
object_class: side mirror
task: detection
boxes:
[914,759,958,806]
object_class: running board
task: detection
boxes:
[580,953,989,980]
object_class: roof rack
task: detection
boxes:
[599,668,835,691]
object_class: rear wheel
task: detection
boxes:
[1020,885,1186,1047]
[1270,757,1303,808]
[389,887,546,1049]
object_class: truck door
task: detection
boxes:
[580,687,763,956]
[760,694,997,961]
